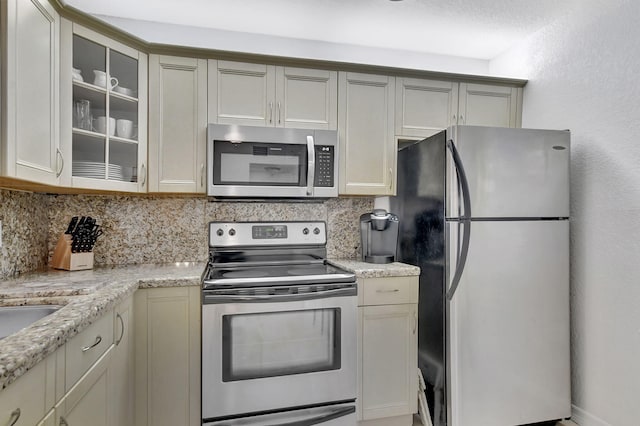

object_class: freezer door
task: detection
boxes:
[446,126,570,219]
[446,220,570,426]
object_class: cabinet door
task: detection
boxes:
[3,0,61,184]
[209,60,276,127]
[275,67,337,130]
[149,55,207,193]
[109,296,134,426]
[59,22,148,192]
[37,409,55,426]
[135,287,201,426]
[458,83,521,128]
[395,77,458,138]
[359,304,417,421]
[56,345,114,426]
[0,358,48,426]
[338,72,396,195]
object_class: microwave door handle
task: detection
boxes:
[306,135,315,196]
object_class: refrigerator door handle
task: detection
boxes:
[447,140,472,300]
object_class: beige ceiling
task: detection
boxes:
[64,0,579,60]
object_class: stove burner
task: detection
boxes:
[222,270,270,279]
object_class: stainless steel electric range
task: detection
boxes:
[201,221,357,426]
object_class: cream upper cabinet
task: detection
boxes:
[209,60,337,130]
[149,55,207,193]
[358,276,418,426]
[59,20,148,192]
[458,82,522,128]
[2,0,62,184]
[395,77,458,139]
[135,287,201,426]
[395,78,523,142]
[338,72,396,195]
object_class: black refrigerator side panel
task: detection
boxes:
[390,131,447,426]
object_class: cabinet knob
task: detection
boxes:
[141,163,146,187]
[56,148,64,178]
[8,408,21,426]
[116,313,125,346]
[81,335,102,352]
[269,102,273,124]
[200,164,205,188]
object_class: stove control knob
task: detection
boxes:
[302,227,309,235]
[229,228,236,236]
[216,228,224,236]
[313,227,320,235]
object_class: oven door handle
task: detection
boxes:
[306,135,315,196]
[203,286,356,304]
[203,403,355,426]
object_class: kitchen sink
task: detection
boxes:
[0,305,62,340]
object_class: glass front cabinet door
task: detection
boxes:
[60,20,147,192]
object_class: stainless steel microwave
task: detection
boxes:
[207,124,338,199]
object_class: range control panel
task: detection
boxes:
[209,222,326,247]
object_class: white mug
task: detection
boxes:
[116,119,134,139]
[93,70,118,90]
[94,116,116,136]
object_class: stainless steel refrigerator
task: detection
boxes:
[390,126,571,426]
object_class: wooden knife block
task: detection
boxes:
[51,234,94,271]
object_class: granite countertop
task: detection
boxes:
[0,262,204,390]
[0,259,418,390]
[329,259,420,278]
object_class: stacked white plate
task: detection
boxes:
[72,161,106,179]
[108,164,136,182]
[73,162,136,182]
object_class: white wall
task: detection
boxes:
[96,16,491,76]
[490,1,640,425]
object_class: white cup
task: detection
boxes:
[116,119,134,139]
[93,70,118,90]
[94,116,116,136]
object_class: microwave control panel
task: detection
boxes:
[314,145,334,187]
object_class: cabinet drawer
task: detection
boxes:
[360,276,418,306]
[0,359,47,426]
[65,310,113,391]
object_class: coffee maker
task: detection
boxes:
[359,209,399,264]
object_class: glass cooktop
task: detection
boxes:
[203,262,355,288]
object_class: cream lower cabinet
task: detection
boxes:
[0,353,56,426]
[358,276,418,426]
[2,0,62,184]
[395,77,523,140]
[110,296,134,426]
[149,55,208,193]
[338,72,396,195]
[135,286,201,426]
[209,60,337,130]
[55,345,114,426]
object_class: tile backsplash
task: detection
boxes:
[0,189,50,279]
[1,188,373,278]
[45,194,374,268]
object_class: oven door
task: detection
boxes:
[201,285,357,421]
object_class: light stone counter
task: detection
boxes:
[0,259,416,389]
[329,259,420,278]
[0,262,204,390]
